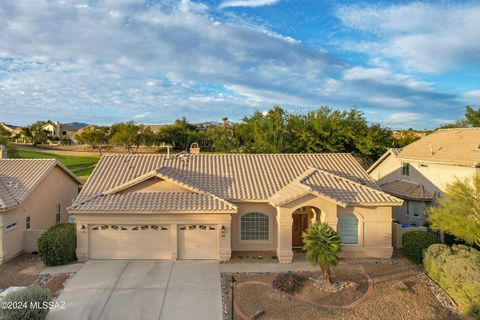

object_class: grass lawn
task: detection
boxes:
[15,148,99,179]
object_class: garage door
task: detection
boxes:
[178,225,218,259]
[89,224,171,259]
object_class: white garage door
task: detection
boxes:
[89,224,171,259]
[178,225,218,259]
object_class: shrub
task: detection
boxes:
[424,244,480,319]
[272,272,304,294]
[402,231,440,263]
[38,223,76,266]
[2,286,52,320]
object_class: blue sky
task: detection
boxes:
[0,0,479,128]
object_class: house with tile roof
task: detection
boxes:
[0,158,82,263]
[368,128,480,226]
[70,153,402,263]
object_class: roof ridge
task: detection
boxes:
[156,167,237,210]
[304,168,399,200]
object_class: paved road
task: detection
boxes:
[47,260,222,320]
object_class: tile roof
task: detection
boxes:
[69,192,237,213]
[71,153,401,213]
[380,180,433,201]
[301,169,402,206]
[0,159,82,211]
[397,128,480,167]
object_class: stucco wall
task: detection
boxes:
[370,155,477,194]
[0,166,79,263]
[230,202,277,252]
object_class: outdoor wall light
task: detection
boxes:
[221,225,226,237]
[81,225,86,233]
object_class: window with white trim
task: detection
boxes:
[240,212,269,241]
[5,222,17,232]
[401,162,410,176]
[338,214,359,244]
[55,204,61,223]
[26,216,31,230]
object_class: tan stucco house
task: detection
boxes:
[42,122,80,142]
[368,128,480,226]
[0,159,82,263]
[69,153,402,263]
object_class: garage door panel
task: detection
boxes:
[89,225,171,259]
[178,224,218,259]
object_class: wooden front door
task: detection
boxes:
[292,214,309,246]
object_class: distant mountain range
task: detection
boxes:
[64,122,89,129]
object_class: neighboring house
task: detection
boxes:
[69,153,402,263]
[42,122,81,141]
[368,128,480,226]
[0,123,22,137]
[0,158,82,263]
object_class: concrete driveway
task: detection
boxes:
[47,260,222,320]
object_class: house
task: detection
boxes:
[69,153,402,263]
[0,123,22,137]
[368,128,480,226]
[0,156,83,263]
[42,121,81,141]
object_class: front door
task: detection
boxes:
[292,214,309,246]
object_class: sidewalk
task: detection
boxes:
[220,261,317,273]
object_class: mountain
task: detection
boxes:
[64,122,89,129]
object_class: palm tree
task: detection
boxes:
[302,222,342,284]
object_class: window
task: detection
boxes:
[55,204,61,223]
[407,201,422,219]
[5,222,17,232]
[401,162,410,176]
[338,214,359,244]
[240,212,269,241]
[26,216,31,229]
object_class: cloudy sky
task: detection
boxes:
[0,0,479,128]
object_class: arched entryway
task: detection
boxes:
[291,206,324,247]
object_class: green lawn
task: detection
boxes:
[15,149,99,178]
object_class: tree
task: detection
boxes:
[157,118,200,149]
[429,175,480,246]
[21,122,50,146]
[302,222,342,284]
[465,105,480,127]
[0,125,10,138]
[75,126,110,155]
[110,121,141,153]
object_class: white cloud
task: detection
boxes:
[378,112,426,128]
[464,90,480,102]
[219,0,280,9]
[336,3,480,73]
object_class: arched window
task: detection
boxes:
[338,214,359,244]
[240,212,269,241]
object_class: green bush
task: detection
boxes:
[402,231,440,263]
[2,286,52,320]
[424,244,480,319]
[38,223,76,266]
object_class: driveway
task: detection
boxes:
[47,260,222,320]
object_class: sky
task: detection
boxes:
[0,0,479,129]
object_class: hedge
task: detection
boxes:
[402,231,440,264]
[424,244,480,319]
[38,223,76,266]
[2,286,52,320]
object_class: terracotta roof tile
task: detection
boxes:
[380,180,433,201]
[398,128,480,167]
[0,159,82,211]
[72,153,399,212]
[70,192,237,213]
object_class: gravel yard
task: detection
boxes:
[225,257,463,320]
[0,254,73,297]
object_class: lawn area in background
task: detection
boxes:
[15,148,99,179]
